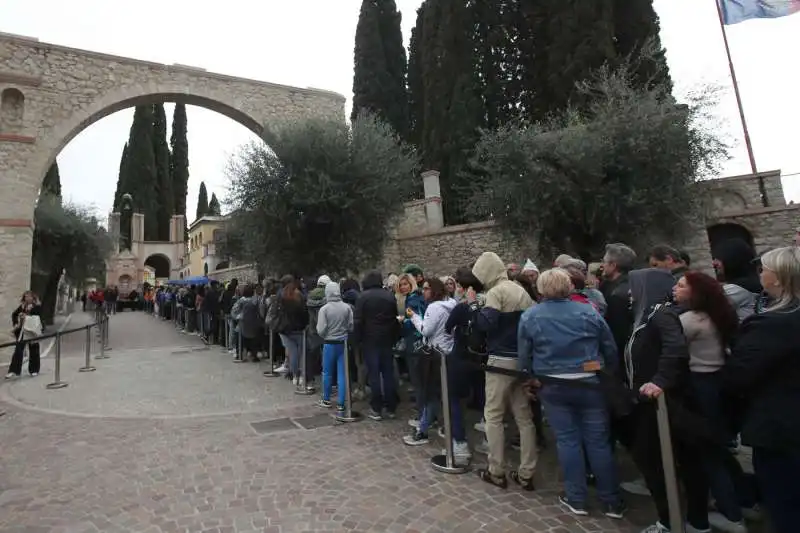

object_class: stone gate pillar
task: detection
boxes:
[422,170,444,231]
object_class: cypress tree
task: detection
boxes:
[126,105,159,241]
[152,103,173,241]
[414,0,484,223]
[208,193,221,216]
[196,181,209,221]
[113,143,129,211]
[170,103,190,228]
[351,0,409,139]
[612,0,673,93]
[41,161,62,200]
[407,4,425,148]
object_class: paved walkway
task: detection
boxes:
[0,311,656,533]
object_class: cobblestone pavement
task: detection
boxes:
[0,311,661,533]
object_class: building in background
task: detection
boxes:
[187,215,228,278]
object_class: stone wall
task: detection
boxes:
[208,264,259,285]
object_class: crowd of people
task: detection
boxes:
[133,239,797,533]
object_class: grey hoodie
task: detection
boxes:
[316,282,354,341]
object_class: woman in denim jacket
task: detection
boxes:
[394,273,427,423]
[518,268,624,519]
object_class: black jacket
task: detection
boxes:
[353,271,399,347]
[626,303,689,392]
[601,274,633,370]
[221,287,237,314]
[202,287,220,314]
[724,303,800,452]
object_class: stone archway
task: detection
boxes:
[144,254,171,279]
[707,223,755,256]
[0,34,345,326]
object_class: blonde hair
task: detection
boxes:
[537,268,572,299]
[394,273,418,294]
[761,246,800,311]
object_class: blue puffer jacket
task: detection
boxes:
[401,290,427,338]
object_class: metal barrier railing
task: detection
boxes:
[0,311,111,390]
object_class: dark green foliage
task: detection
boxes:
[208,193,221,216]
[612,0,673,93]
[112,143,128,211]
[412,0,484,224]
[41,162,62,199]
[225,114,419,275]
[351,0,409,140]
[170,103,190,230]
[196,181,209,221]
[31,195,112,324]
[152,103,173,240]
[121,105,159,240]
[465,61,728,261]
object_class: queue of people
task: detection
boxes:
[135,239,798,533]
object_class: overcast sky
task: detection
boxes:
[3,0,799,223]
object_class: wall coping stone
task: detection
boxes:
[701,169,781,184]
[396,220,497,240]
[711,204,800,219]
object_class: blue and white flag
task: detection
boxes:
[719,0,800,25]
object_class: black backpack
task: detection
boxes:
[464,303,488,363]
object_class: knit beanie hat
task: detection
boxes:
[521,259,539,273]
[403,264,424,277]
[317,275,332,287]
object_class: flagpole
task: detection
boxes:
[715,0,767,205]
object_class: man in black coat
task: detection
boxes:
[600,243,637,374]
[354,270,401,420]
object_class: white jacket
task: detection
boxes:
[410,298,457,353]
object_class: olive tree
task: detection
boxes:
[224,114,419,276]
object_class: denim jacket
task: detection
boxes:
[517,298,618,376]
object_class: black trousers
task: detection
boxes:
[9,340,40,375]
[620,402,710,530]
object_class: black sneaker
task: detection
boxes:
[317,399,332,409]
[558,493,588,516]
[403,431,429,446]
[367,409,383,421]
[602,501,627,519]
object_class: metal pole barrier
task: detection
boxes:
[431,349,467,474]
[103,313,112,352]
[334,338,360,422]
[79,325,96,372]
[656,394,684,533]
[96,317,110,359]
[222,315,229,350]
[263,328,279,377]
[294,333,315,395]
[46,333,68,389]
[233,327,246,363]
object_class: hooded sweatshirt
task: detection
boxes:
[316,282,353,342]
[472,252,534,357]
[713,239,762,321]
[410,297,458,353]
[353,270,399,346]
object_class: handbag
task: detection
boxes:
[21,314,43,337]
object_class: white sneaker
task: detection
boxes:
[708,512,747,533]
[275,363,288,374]
[408,418,420,429]
[5,373,17,380]
[621,477,652,496]
[292,376,299,386]
[474,418,486,433]
[448,441,472,465]
[640,523,670,533]
[298,377,305,388]
[29,372,38,377]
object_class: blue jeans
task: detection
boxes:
[280,332,304,376]
[364,343,397,414]
[322,342,346,407]
[403,336,424,412]
[691,371,753,521]
[539,382,621,506]
[753,447,800,533]
[420,393,465,441]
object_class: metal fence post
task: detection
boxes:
[233,327,245,363]
[294,333,315,395]
[431,349,467,474]
[656,394,684,533]
[96,317,110,359]
[78,325,96,372]
[334,338,360,422]
[263,328,279,377]
[46,333,68,389]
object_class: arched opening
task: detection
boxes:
[179,272,184,279]
[118,274,133,294]
[707,223,755,256]
[144,254,171,279]
[0,88,25,132]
